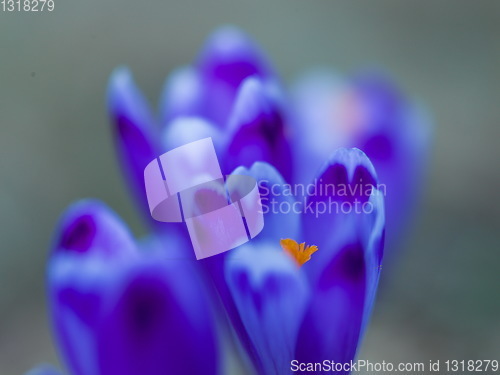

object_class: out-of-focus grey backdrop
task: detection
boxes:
[1,1,499,374]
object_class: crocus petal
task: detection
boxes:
[358,189,385,334]
[107,67,161,227]
[196,26,275,126]
[231,162,300,243]
[304,189,385,335]
[225,244,310,375]
[159,66,205,127]
[161,116,224,155]
[199,162,300,374]
[24,365,63,375]
[54,199,136,257]
[296,176,385,373]
[302,148,378,253]
[224,77,293,182]
[48,199,137,375]
[96,254,219,375]
[48,200,219,375]
[201,163,299,372]
[295,225,367,373]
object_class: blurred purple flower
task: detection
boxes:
[43,200,219,375]
[291,69,431,253]
[108,26,293,222]
[30,25,430,375]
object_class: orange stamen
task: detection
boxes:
[280,238,318,266]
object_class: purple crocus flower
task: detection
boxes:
[224,149,384,375]
[36,200,219,375]
[28,25,428,375]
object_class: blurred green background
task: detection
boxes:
[1,1,499,374]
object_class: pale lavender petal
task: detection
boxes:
[225,244,309,375]
[159,66,205,126]
[231,162,300,243]
[161,117,224,153]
